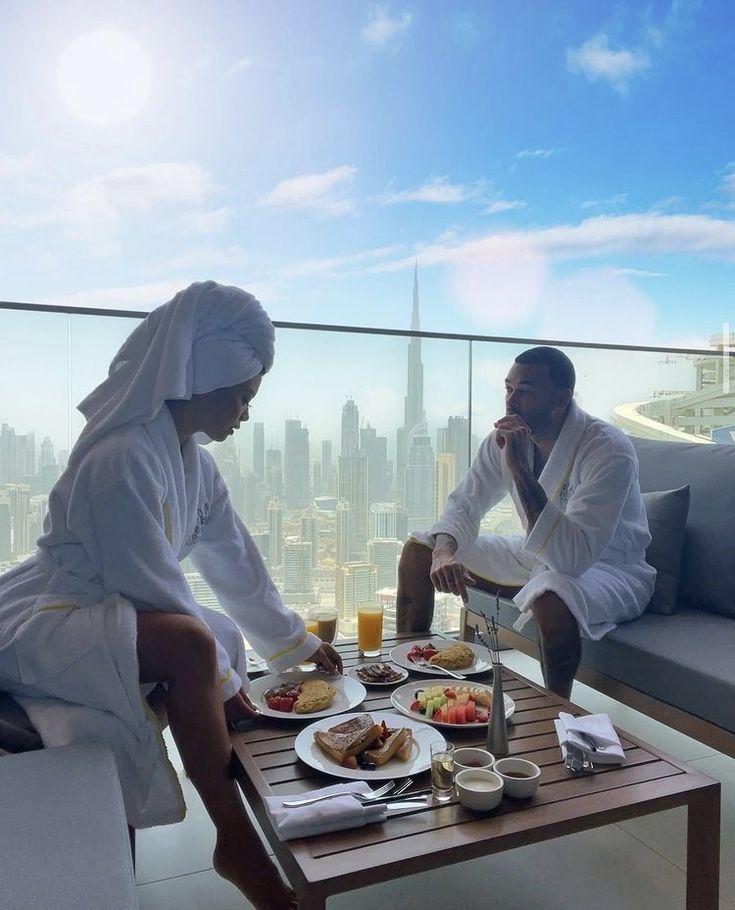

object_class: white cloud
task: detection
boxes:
[0,151,38,180]
[567,34,650,94]
[515,148,559,161]
[179,207,233,235]
[381,176,487,205]
[484,199,526,214]
[229,57,255,74]
[362,7,412,46]
[258,165,357,216]
[0,162,217,252]
[145,245,250,275]
[579,193,628,210]
[40,279,187,312]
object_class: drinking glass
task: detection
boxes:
[357,604,383,657]
[430,740,455,803]
[308,607,339,646]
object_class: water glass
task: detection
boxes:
[430,740,455,802]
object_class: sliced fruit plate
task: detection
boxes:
[390,679,515,728]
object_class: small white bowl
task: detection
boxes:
[492,758,541,799]
[455,769,504,812]
[454,747,495,773]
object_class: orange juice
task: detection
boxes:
[305,619,320,637]
[357,605,383,656]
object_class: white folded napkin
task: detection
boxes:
[555,712,625,765]
[264,782,388,841]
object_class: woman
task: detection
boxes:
[0,281,339,909]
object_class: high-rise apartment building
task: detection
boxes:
[369,502,408,541]
[367,538,403,589]
[437,416,470,488]
[338,451,369,559]
[335,500,351,565]
[267,498,284,568]
[405,435,435,532]
[360,424,390,505]
[341,399,360,456]
[265,448,283,499]
[253,422,265,480]
[300,511,319,568]
[283,539,314,596]
[6,483,31,555]
[321,440,334,495]
[435,452,456,520]
[284,419,310,510]
[0,500,11,560]
[335,561,378,622]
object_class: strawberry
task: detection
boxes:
[341,755,358,769]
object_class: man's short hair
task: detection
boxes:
[514,346,576,392]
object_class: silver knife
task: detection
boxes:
[368,787,432,805]
[386,798,431,810]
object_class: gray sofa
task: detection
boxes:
[463,438,735,758]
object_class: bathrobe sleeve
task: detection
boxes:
[523,437,637,576]
[188,469,320,674]
[78,466,243,700]
[430,432,509,551]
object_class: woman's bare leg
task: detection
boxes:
[136,612,295,910]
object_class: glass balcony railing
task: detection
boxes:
[2,301,733,642]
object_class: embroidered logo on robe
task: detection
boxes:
[186,502,210,546]
[558,481,575,511]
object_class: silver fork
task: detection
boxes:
[282,780,396,808]
[574,731,608,753]
[411,655,466,680]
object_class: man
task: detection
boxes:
[397,346,655,698]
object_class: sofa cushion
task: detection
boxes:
[642,485,690,615]
[481,594,735,734]
[633,439,735,618]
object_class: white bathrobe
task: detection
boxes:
[0,282,321,828]
[0,406,319,826]
[422,400,656,640]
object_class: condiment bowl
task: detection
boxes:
[454,747,495,773]
[492,757,541,799]
[454,769,504,812]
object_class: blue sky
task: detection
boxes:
[2,0,735,352]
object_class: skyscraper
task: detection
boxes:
[369,502,408,541]
[267,498,284,568]
[300,511,319,568]
[284,419,310,510]
[321,439,334,495]
[360,424,389,505]
[438,416,470,488]
[253,422,265,480]
[335,500,351,565]
[435,452,456,520]
[265,448,283,499]
[367,538,403,589]
[341,398,360,457]
[397,263,426,503]
[335,562,378,623]
[283,539,314,597]
[338,451,369,559]
[405,435,435,532]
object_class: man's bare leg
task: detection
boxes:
[530,592,581,699]
[396,540,435,632]
[136,612,296,910]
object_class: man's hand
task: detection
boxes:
[224,687,261,725]
[307,643,343,675]
[494,414,532,476]
[430,538,475,604]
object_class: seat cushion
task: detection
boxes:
[484,594,735,734]
[642,485,690,615]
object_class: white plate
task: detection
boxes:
[250,672,367,720]
[294,711,435,781]
[389,638,493,677]
[347,664,409,687]
[390,679,515,728]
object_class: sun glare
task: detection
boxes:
[56,29,153,125]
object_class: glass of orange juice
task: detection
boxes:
[357,604,383,657]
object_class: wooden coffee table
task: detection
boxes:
[231,633,721,910]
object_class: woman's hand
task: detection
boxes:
[308,643,343,675]
[224,687,261,725]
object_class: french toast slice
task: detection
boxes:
[395,729,413,762]
[313,715,381,763]
[362,727,411,767]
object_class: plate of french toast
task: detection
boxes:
[250,671,367,720]
[294,711,435,780]
[389,638,492,677]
